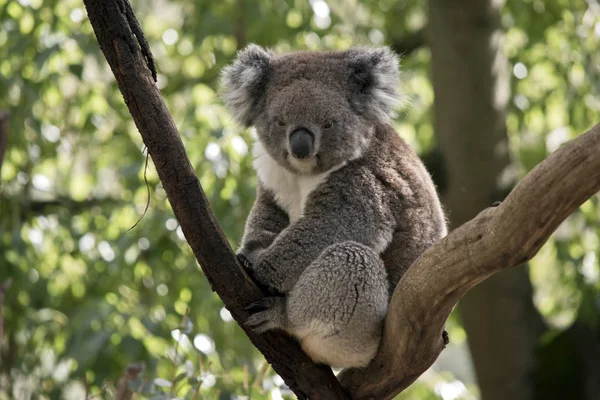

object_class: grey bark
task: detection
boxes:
[428,0,546,399]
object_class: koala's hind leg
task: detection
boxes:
[287,241,389,369]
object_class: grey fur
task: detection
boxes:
[220,44,272,126]
[221,45,447,369]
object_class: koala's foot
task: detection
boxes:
[245,296,287,334]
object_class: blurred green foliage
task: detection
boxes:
[0,0,598,399]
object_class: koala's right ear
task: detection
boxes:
[220,44,272,127]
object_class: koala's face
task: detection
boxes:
[220,46,401,174]
[254,78,372,174]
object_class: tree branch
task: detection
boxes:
[12,196,125,216]
[338,122,600,399]
[1,195,127,222]
[0,110,9,178]
[390,29,425,57]
[82,1,600,398]
[82,1,347,398]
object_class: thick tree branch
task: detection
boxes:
[82,1,347,398]
[338,122,600,399]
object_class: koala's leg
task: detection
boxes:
[287,241,389,369]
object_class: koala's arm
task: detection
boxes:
[252,173,395,293]
[238,183,290,265]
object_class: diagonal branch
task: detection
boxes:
[338,122,600,399]
[82,1,347,398]
[82,0,600,398]
[390,28,425,57]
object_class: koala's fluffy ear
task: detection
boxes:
[347,47,402,122]
[220,44,272,127]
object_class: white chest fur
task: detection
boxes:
[253,141,336,223]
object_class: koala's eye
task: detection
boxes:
[276,119,286,127]
[323,121,334,129]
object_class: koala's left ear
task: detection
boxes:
[220,44,272,127]
[347,47,402,122]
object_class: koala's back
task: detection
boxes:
[372,124,447,288]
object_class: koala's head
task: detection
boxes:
[220,44,401,174]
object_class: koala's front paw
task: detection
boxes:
[253,261,286,296]
[245,296,286,334]
[237,253,281,295]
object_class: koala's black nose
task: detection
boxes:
[289,128,314,159]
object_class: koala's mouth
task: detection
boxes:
[287,153,319,174]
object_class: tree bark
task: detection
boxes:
[82,0,600,398]
[428,0,547,399]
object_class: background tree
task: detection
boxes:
[1,0,599,399]
[427,0,600,399]
[428,1,545,399]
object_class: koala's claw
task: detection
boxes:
[245,297,285,334]
[237,253,253,272]
[245,312,276,334]
[237,254,284,296]
[245,299,271,313]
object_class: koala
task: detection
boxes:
[220,45,447,369]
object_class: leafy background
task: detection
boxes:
[0,0,598,399]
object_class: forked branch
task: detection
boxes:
[339,122,600,399]
[82,0,600,398]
